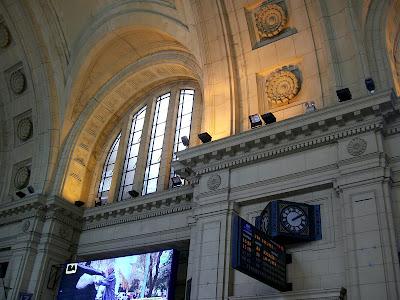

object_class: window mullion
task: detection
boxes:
[157,88,179,191]
[108,118,130,203]
[132,98,156,194]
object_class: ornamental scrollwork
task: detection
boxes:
[14,166,30,189]
[17,117,33,141]
[10,69,26,94]
[0,23,10,48]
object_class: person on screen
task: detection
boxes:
[58,262,104,300]
[97,265,116,300]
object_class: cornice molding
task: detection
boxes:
[82,186,193,230]
[173,90,398,177]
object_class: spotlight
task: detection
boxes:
[181,136,190,147]
[74,200,84,207]
[365,78,375,94]
[304,101,317,113]
[171,175,182,187]
[249,114,262,129]
[27,185,34,193]
[16,191,26,198]
[128,189,139,198]
[261,112,276,124]
[198,132,212,143]
[336,88,352,102]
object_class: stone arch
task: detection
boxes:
[53,50,202,203]
[60,6,199,142]
[364,0,393,92]
[0,1,58,198]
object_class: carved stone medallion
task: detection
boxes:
[14,166,30,189]
[347,137,367,156]
[10,69,26,94]
[255,3,287,39]
[265,69,300,104]
[207,174,221,191]
[17,117,33,141]
[0,23,10,48]
[22,220,30,232]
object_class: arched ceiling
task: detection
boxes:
[66,28,190,134]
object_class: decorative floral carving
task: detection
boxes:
[10,69,26,94]
[347,138,367,156]
[17,117,33,141]
[207,174,221,191]
[265,68,300,104]
[255,3,287,39]
[0,23,10,48]
[14,166,30,189]
[22,220,30,232]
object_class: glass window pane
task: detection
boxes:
[151,149,162,164]
[153,135,164,150]
[127,157,137,171]
[146,178,158,194]
[180,114,192,128]
[97,133,121,200]
[155,123,166,137]
[148,163,160,179]
[169,89,195,187]
[142,93,171,195]
[182,98,194,114]
[124,170,135,185]
[129,143,140,158]
[118,106,147,201]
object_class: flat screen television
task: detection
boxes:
[57,249,178,300]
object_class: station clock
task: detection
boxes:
[255,200,321,243]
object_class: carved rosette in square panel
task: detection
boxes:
[14,110,33,145]
[245,0,297,49]
[10,159,32,194]
[5,62,27,98]
[0,22,11,48]
[264,65,301,107]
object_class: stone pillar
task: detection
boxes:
[337,134,400,299]
[187,170,235,299]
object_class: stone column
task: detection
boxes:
[186,170,236,299]
[337,134,400,299]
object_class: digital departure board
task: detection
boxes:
[231,214,291,292]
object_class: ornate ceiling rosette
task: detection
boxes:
[265,67,300,104]
[255,3,287,39]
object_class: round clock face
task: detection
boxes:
[280,205,308,233]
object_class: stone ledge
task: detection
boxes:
[82,185,193,228]
[229,287,346,300]
[173,90,398,176]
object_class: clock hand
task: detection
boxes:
[292,213,304,221]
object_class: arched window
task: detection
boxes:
[94,82,200,205]
[97,133,121,203]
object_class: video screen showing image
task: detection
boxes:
[57,249,177,300]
